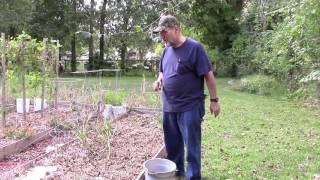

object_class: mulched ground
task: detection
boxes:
[1,109,163,180]
[0,106,80,147]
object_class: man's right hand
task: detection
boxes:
[152,80,162,91]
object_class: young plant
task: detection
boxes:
[76,123,88,147]
[4,127,33,140]
[49,117,71,131]
[98,118,113,158]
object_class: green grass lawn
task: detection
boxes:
[64,75,156,92]
[202,78,320,179]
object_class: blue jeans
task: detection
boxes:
[163,103,205,180]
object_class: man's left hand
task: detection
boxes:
[210,102,220,117]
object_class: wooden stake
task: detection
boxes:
[54,40,59,109]
[19,40,27,122]
[41,38,48,117]
[1,33,7,128]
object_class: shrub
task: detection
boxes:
[104,90,127,105]
[230,74,285,96]
[285,70,320,100]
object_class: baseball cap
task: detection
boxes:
[153,15,180,33]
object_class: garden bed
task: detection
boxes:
[0,105,81,148]
[1,109,163,179]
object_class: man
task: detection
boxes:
[152,15,220,180]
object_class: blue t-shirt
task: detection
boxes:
[160,38,212,112]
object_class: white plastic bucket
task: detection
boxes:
[112,105,128,119]
[16,98,30,113]
[34,98,47,111]
[103,104,113,119]
[144,158,176,180]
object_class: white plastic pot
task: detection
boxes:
[34,98,47,112]
[16,98,30,113]
[103,104,113,119]
[112,105,128,119]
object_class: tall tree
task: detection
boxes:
[0,0,33,37]
[112,0,163,70]
[66,0,87,72]
[88,0,95,70]
[70,0,78,72]
[191,0,244,50]
[99,0,108,68]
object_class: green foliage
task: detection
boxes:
[0,0,33,37]
[255,0,319,82]
[49,117,72,131]
[98,118,113,145]
[6,70,19,97]
[5,32,42,73]
[191,0,243,50]
[76,125,87,147]
[220,0,320,99]
[104,90,127,106]
[207,48,219,64]
[154,43,164,56]
[286,86,310,100]
[4,127,33,140]
[7,70,43,98]
[26,71,43,95]
[300,70,320,83]
[230,75,285,96]
[97,118,113,158]
[145,93,161,108]
[2,32,57,98]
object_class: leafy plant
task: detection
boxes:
[97,118,113,158]
[6,70,19,98]
[3,32,57,99]
[49,117,72,131]
[104,90,127,106]
[99,118,112,140]
[76,124,87,147]
[145,93,161,108]
[4,127,33,140]
[26,71,43,97]
[7,70,44,98]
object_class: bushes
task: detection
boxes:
[253,0,320,89]
[230,74,286,96]
[220,0,320,95]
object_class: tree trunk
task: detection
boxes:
[119,21,129,70]
[88,0,95,70]
[119,41,126,70]
[9,26,16,38]
[99,0,107,69]
[71,33,77,72]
